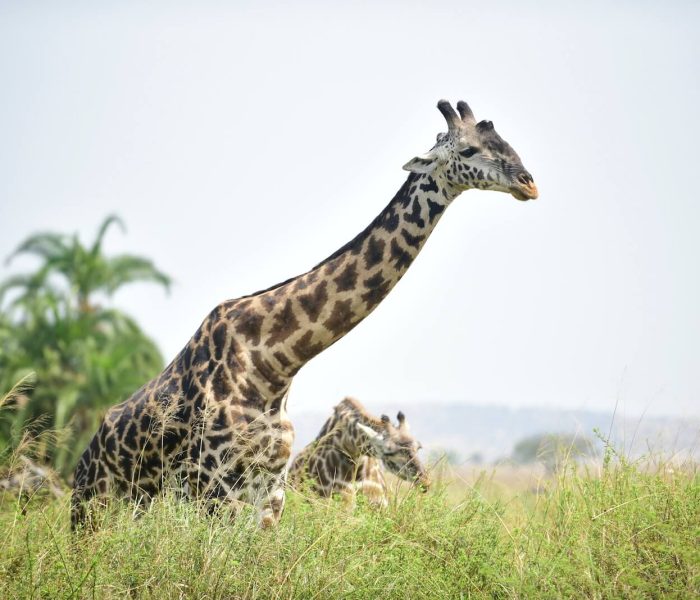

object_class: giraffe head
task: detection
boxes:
[356,411,430,491]
[403,99,538,201]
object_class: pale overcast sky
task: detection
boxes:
[1,1,698,420]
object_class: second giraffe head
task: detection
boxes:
[356,411,430,491]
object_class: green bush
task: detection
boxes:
[0,216,170,475]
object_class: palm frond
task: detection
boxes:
[90,214,126,257]
[5,232,71,265]
[103,254,172,295]
[0,274,43,306]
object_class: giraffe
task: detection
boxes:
[71,99,537,529]
[289,397,429,507]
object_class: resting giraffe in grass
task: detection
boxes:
[289,397,429,506]
[71,99,538,529]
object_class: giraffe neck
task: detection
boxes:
[231,170,461,385]
[319,402,375,459]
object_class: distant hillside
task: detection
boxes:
[288,402,700,463]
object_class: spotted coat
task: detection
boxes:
[289,398,429,507]
[71,99,536,529]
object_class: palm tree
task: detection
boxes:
[0,215,171,475]
[2,214,171,313]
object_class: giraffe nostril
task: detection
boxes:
[517,172,532,185]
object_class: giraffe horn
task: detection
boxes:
[397,411,409,431]
[437,100,462,133]
[456,100,476,127]
[380,414,393,430]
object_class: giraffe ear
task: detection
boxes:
[356,422,383,442]
[402,151,443,174]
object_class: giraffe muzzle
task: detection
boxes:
[417,474,431,492]
[510,173,538,201]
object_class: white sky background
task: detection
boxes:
[1,1,699,420]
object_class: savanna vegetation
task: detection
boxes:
[511,432,600,474]
[0,454,697,598]
[1,218,698,598]
[0,216,169,475]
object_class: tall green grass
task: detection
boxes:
[1,457,697,599]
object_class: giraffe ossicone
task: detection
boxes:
[289,397,429,507]
[71,99,537,530]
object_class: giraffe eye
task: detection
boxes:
[459,147,479,158]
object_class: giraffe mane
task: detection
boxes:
[312,175,418,270]
[237,174,419,300]
[337,397,385,429]
[239,274,299,299]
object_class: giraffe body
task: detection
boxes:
[289,398,428,507]
[71,99,537,529]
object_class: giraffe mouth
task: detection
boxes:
[510,179,538,201]
[416,475,431,492]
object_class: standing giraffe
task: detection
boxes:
[289,397,429,507]
[71,99,537,529]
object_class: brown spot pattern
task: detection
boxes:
[323,299,356,337]
[267,299,300,347]
[404,198,426,228]
[298,280,328,323]
[239,380,264,404]
[235,310,263,346]
[390,239,412,270]
[212,364,231,399]
[294,270,318,291]
[361,273,391,311]
[292,330,324,362]
[248,352,283,391]
[273,351,292,368]
[333,261,358,292]
[324,260,341,275]
[212,322,228,360]
[381,207,399,232]
[400,228,425,249]
[426,198,445,223]
[364,235,385,269]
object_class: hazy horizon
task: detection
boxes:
[2,1,699,420]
